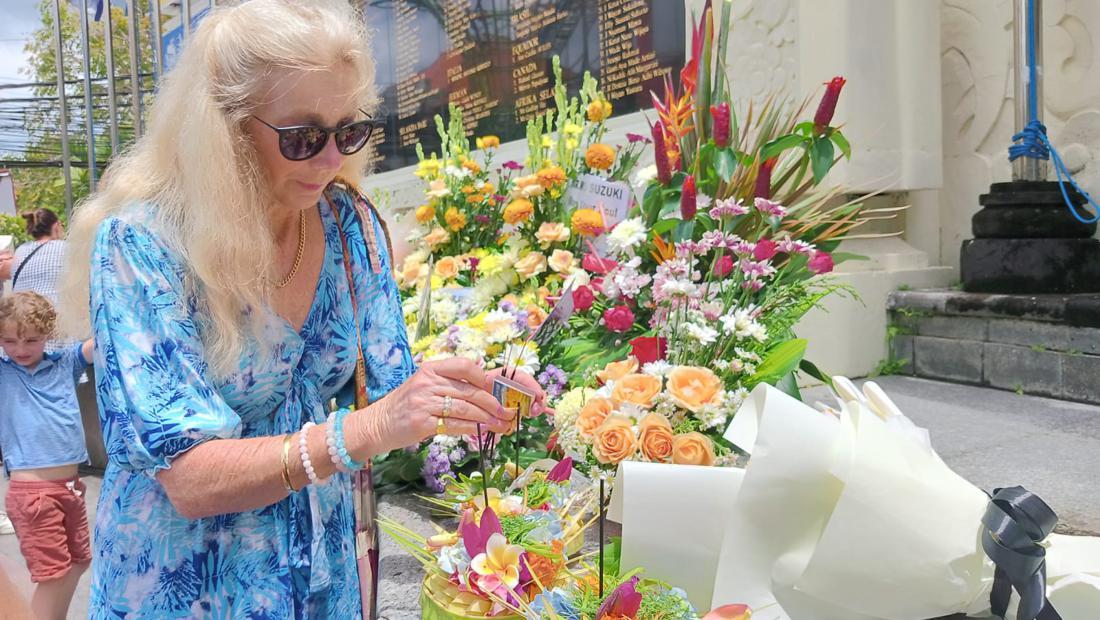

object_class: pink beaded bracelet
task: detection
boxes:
[298,421,326,486]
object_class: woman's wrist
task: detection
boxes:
[345,402,387,463]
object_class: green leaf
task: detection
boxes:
[830,130,852,159]
[603,537,623,579]
[652,218,680,236]
[749,339,808,386]
[794,121,815,136]
[761,134,805,160]
[809,137,836,184]
[776,371,802,400]
[673,220,695,243]
[830,251,869,264]
[715,148,737,182]
[799,359,833,387]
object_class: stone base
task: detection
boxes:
[887,289,1100,405]
[960,237,1100,294]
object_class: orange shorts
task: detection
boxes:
[5,477,92,582]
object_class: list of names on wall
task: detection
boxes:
[365,0,684,171]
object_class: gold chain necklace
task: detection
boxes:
[274,210,305,289]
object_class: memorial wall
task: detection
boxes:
[363,0,686,171]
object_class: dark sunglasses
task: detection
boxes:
[252,109,380,161]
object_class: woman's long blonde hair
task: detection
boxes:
[60,0,377,376]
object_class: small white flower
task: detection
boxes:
[642,360,673,377]
[632,164,658,188]
[606,217,647,253]
[684,322,718,346]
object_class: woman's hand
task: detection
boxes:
[484,367,552,418]
[353,358,517,458]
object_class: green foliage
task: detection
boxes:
[869,358,909,377]
[0,215,31,246]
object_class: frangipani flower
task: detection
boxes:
[471,532,525,589]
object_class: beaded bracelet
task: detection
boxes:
[325,410,349,473]
[298,421,326,486]
[332,408,366,471]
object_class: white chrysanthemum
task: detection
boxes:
[712,359,730,371]
[482,310,521,343]
[632,164,658,188]
[747,323,768,342]
[553,387,596,431]
[642,360,673,377]
[684,322,718,346]
[430,295,459,326]
[606,217,647,253]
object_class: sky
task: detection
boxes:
[0,1,42,99]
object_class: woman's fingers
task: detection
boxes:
[426,357,488,389]
[489,369,548,416]
[437,377,513,423]
[440,398,512,432]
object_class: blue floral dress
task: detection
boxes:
[87,186,415,619]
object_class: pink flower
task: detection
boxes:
[626,132,650,144]
[778,238,814,255]
[546,457,574,482]
[681,175,698,220]
[741,278,765,291]
[583,253,618,275]
[753,197,787,218]
[713,254,734,277]
[502,160,524,171]
[630,336,667,364]
[753,239,778,261]
[809,250,835,274]
[709,197,749,219]
[572,285,596,312]
[597,576,643,619]
[602,305,636,333]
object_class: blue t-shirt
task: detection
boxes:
[0,342,89,472]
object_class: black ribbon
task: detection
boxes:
[980,486,1063,620]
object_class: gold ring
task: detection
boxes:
[436,417,447,435]
[442,395,453,419]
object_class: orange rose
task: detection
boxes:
[526,304,548,331]
[666,366,723,412]
[434,256,461,280]
[548,249,575,275]
[535,222,570,247]
[585,143,616,171]
[399,258,427,287]
[597,357,638,384]
[611,373,663,409]
[423,227,450,248]
[513,251,547,280]
[503,199,535,225]
[592,415,638,465]
[537,166,567,188]
[672,432,716,466]
[638,413,674,462]
[575,397,614,440]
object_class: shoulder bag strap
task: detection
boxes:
[10,241,50,288]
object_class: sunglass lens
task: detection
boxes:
[279,126,327,161]
[334,121,374,155]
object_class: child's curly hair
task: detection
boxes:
[0,291,57,338]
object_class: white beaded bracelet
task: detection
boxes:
[325,410,350,473]
[298,421,326,486]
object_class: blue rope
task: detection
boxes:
[1007,0,1100,225]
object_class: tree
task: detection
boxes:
[11,0,157,216]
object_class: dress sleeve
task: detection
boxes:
[90,216,242,475]
[67,342,89,382]
[361,206,417,402]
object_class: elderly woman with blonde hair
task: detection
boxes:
[59,1,545,617]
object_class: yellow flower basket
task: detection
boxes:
[419,573,523,620]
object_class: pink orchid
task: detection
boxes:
[546,457,574,483]
[596,576,643,619]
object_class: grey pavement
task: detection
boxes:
[3,376,1098,618]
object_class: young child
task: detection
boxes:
[0,291,94,620]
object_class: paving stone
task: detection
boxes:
[915,315,988,340]
[982,343,1062,399]
[890,335,915,375]
[913,336,983,385]
[1066,326,1100,355]
[1061,353,1100,405]
[986,319,1069,350]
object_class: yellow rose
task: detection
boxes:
[548,249,575,275]
[435,256,461,280]
[638,413,674,462]
[592,415,639,465]
[611,373,663,409]
[665,366,723,412]
[535,222,570,248]
[587,99,613,122]
[444,208,467,232]
[597,357,638,384]
[424,227,451,248]
[513,252,547,280]
[537,166,567,189]
[503,199,535,225]
[585,143,617,171]
[672,432,716,466]
[570,208,605,237]
[575,397,614,440]
[414,204,436,224]
[526,304,548,331]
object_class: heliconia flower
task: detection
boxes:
[596,576,643,619]
[546,457,574,483]
[652,122,673,185]
[753,239,778,261]
[681,175,698,220]
[629,336,667,364]
[754,157,777,199]
[814,76,847,135]
[713,254,734,278]
[808,250,835,274]
[710,102,731,148]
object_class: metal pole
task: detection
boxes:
[52,0,73,215]
[79,0,97,191]
[182,0,192,38]
[1012,0,1047,181]
[150,0,163,80]
[103,0,120,153]
[126,0,142,137]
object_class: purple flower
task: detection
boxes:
[449,447,466,463]
[626,132,651,144]
[503,160,524,171]
[475,214,492,225]
[422,442,455,493]
[709,197,749,219]
[499,300,517,313]
[754,197,787,218]
[537,364,568,400]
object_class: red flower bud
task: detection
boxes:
[710,102,731,148]
[753,239,778,261]
[713,254,734,277]
[571,285,596,312]
[629,336,668,364]
[813,76,847,135]
[808,250,835,274]
[754,157,777,200]
[681,175,697,220]
[602,304,635,333]
[652,121,673,186]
